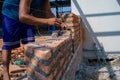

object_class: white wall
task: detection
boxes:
[71,0,120,53]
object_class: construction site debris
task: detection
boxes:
[76,57,120,80]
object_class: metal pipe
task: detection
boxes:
[55,0,59,17]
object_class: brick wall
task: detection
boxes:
[24,13,84,80]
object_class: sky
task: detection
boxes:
[50,0,71,16]
[51,7,71,16]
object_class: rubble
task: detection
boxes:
[76,57,120,80]
[0,39,26,80]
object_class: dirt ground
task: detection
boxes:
[0,39,26,80]
[75,57,120,80]
[0,36,50,80]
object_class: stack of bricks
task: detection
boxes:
[61,13,82,53]
[24,36,73,80]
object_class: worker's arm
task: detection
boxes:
[19,0,61,26]
[43,0,67,29]
[43,0,55,18]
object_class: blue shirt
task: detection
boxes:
[2,0,44,20]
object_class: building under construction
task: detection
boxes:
[0,0,120,80]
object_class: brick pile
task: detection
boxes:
[24,13,84,80]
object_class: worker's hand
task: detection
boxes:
[47,18,62,26]
[60,23,67,30]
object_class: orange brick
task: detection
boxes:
[24,44,38,53]
[26,66,35,75]
[60,13,79,19]
[66,17,79,22]
[26,65,53,80]
[64,22,80,27]
[34,47,51,60]
[68,13,79,18]
[38,59,56,74]
[35,71,53,80]
[69,26,80,32]
[25,55,31,62]
[53,68,58,78]
[60,57,65,68]
[55,69,63,80]
[31,58,38,67]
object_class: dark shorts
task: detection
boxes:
[2,14,35,50]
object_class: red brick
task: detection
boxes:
[34,48,51,60]
[60,13,80,19]
[38,58,56,74]
[64,22,80,27]
[53,68,58,78]
[60,57,65,68]
[25,55,31,62]
[65,17,79,23]
[35,71,53,80]
[31,58,38,67]
[26,66,35,75]
[55,69,62,80]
